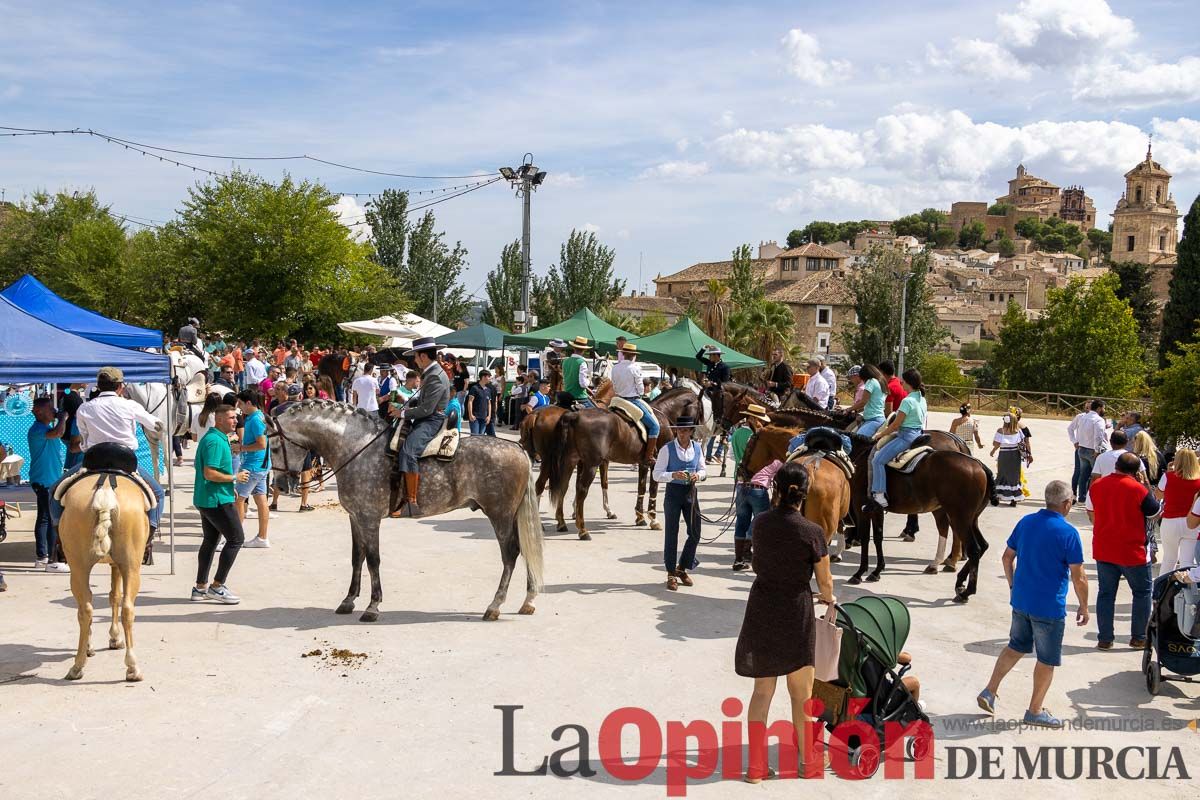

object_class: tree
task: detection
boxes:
[958,221,986,249]
[920,353,972,387]
[728,300,794,363]
[841,248,946,369]
[1152,337,1200,442]
[959,340,995,361]
[635,311,670,337]
[990,274,1145,397]
[1109,260,1159,354]
[786,220,871,247]
[932,228,957,248]
[997,236,1016,258]
[483,240,522,331]
[1160,194,1200,367]
[171,170,399,340]
[988,203,1013,216]
[536,229,625,325]
[728,243,763,306]
[1087,228,1112,261]
[364,188,409,281]
[1012,215,1084,253]
[402,210,471,326]
[599,307,639,334]
[701,279,730,342]
[893,209,947,240]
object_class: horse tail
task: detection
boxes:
[518,415,537,462]
[516,468,544,592]
[547,413,577,508]
[981,461,998,507]
[90,482,118,558]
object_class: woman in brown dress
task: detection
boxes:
[734,461,835,782]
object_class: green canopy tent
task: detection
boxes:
[434,322,508,351]
[502,308,635,355]
[629,317,764,371]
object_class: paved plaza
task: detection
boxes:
[2,411,1197,798]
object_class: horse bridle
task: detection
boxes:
[264,413,390,490]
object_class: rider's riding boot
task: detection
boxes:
[642,437,658,467]
[732,539,749,571]
[401,472,421,518]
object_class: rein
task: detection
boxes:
[266,414,390,490]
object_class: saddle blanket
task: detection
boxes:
[609,397,647,444]
[786,447,855,482]
[53,469,157,511]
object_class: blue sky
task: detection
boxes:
[2,0,1198,303]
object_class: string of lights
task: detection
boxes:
[0,126,494,179]
[342,176,504,226]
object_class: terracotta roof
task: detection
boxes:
[777,243,847,260]
[655,259,773,284]
[1073,267,1111,280]
[764,274,854,306]
[611,295,686,314]
[978,278,1028,291]
[935,305,988,322]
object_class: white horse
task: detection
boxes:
[125,347,212,480]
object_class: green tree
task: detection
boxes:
[932,228,957,248]
[1012,216,1084,253]
[599,307,639,334]
[1087,228,1113,261]
[1160,194,1200,367]
[402,210,471,326]
[988,203,1013,216]
[893,209,947,240]
[701,278,730,342]
[536,229,625,325]
[958,221,986,249]
[728,243,763,306]
[728,300,795,363]
[991,274,1145,397]
[997,235,1016,258]
[1151,337,1200,442]
[1014,217,1041,240]
[482,240,522,331]
[841,248,945,369]
[635,310,670,337]
[920,352,972,387]
[1109,260,1159,354]
[364,188,409,281]
[171,170,399,340]
[959,339,995,361]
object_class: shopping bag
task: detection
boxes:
[813,602,842,682]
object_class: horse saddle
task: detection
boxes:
[420,413,460,462]
[170,348,210,404]
[787,428,855,482]
[876,432,934,473]
[609,397,647,444]
[54,444,156,511]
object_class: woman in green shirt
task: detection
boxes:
[850,363,888,438]
[869,369,928,508]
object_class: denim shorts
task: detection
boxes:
[1008,609,1065,667]
[236,470,270,497]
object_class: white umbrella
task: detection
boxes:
[336,315,420,338]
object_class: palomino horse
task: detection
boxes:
[737,425,852,560]
[58,473,152,682]
[126,347,211,479]
[267,400,543,621]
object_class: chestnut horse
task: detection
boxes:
[738,425,852,560]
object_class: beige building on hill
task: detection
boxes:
[1111,145,1181,303]
[610,293,685,324]
[948,164,1098,242]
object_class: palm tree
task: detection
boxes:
[701,279,730,342]
[728,300,795,362]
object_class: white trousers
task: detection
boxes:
[1158,516,1199,574]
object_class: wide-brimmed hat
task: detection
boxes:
[673,415,698,429]
[619,341,638,354]
[404,336,440,356]
[848,365,862,377]
[570,336,592,350]
[548,338,566,348]
[704,345,723,355]
[741,404,771,423]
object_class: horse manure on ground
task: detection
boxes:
[300,643,369,670]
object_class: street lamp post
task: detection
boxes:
[499,155,547,339]
[895,271,917,375]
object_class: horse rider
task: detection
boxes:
[388,337,451,519]
[545,338,566,398]
[50,367,166,562]
[868,367,928,509]
[558,336,594,409]
[696,344,731,415]
[612,342,661,465]
[178,317,204,360]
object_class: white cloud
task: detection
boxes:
[717,110,737,129]
[637,160,710,180]
[1073,57,1200,108]
[549,171,586,187]
[780,28,850,87]
[333,196,370,242]
[996,0,1133,65]
[927,39,1033,81]
[675,138,690,153]
[772,177,980,219]
[581,222,602,234]
[712,125,866,172]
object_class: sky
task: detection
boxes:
[2,0,1198,309]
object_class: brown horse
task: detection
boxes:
[738,425,852,559]
[58,474,152,682]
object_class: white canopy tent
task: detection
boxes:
[336,314,420,339]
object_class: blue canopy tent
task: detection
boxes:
[0,292,177,570]
[2,274,163,349]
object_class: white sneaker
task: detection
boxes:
[243,537,271,549]
[45,562,70,573]
[33,557,48,569]
[872,492,889,509]
[206,584,240,604]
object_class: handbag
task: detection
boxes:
[813,601,842,682]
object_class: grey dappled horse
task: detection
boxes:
[267,400,544,622]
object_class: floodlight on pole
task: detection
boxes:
[499,155,548,352]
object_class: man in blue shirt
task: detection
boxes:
[28,397,68,571]
[977,480,1089,728]
[235,389,272,548]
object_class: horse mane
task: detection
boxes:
[653,386,697,404]
[282,398,388,430]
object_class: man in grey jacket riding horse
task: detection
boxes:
[388,337,451,518]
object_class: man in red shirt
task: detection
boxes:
[1086,452,1159,649]
[880,360,907,414]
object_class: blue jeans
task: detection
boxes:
[1095,560,1151,644]
[32,483,57,560]
[1077,447,1098,503]
[50,462,164,531]
[625,397,660,438]
[663,483,700,573]
[470,418,487,435]
[1071,448,1082,498]
[705,434,725,461]
[1007,609,1066,667]
[857,418,884,439]
[734,485,770,541]
[871,427,922,494]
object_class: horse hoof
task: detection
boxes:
[922,565,938,575]
[108,640,125,650]
[483,608,501,621]
[650,522,662,531]
[900,534,916,543]
[830,554,841,564]
[635,519,647,527]
[335,601,355,615]
[64,667,83,681]
[847,575,863,586]
[86,648,96,657]
[606,512,618,520]
[518,603,536,615]
[578,532,591,541]
[941,564,956,573]
[866,573,881,583]
[952,594,969,604]
[359,610,379,623]
[126,670,144,683]
[556,524,568,533]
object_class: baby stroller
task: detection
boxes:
[1143,566,1200,694]
[811,596,930,776]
